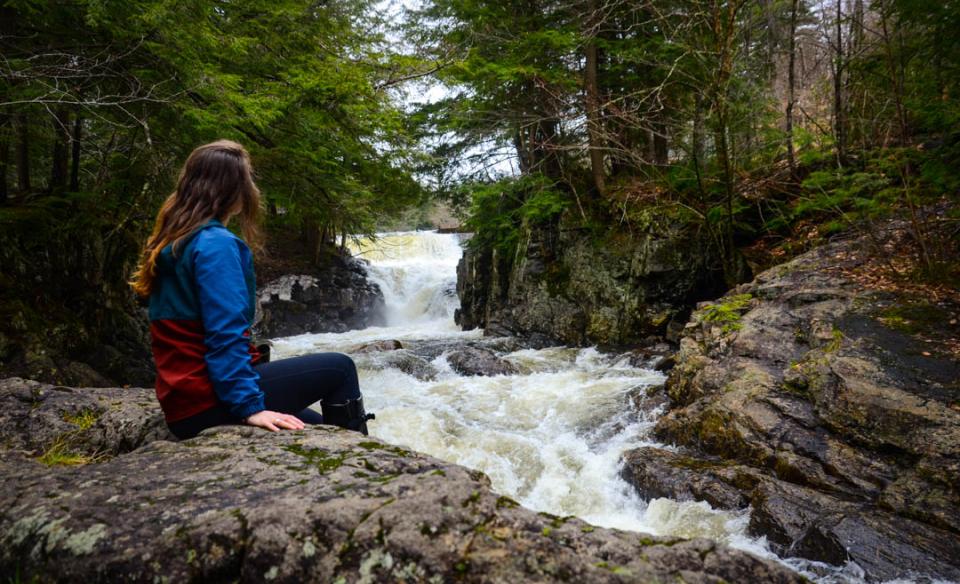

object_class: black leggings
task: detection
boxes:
[168,352,361,440]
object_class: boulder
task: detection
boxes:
[254,256,386,338]
[0,378,804,583]
[355,350,439,382]
[446,347,518,377]
[350,340,404,353]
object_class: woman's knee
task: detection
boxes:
[324,352,357,378]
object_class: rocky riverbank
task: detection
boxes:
[621,232,960,582]
[0,377,803,583]
[455,220,733,347]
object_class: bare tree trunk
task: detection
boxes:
[878,0,908,144]
[833,0,846,165]
[69,110,82,191]
[653,116,668,166]
[15,113,30,193]
[692,93,706,198]
[786,0,799,178]
[584,0,605,195]
[0,113,9,204]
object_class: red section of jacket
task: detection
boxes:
[151,319,217,422]
[151,319,263,423]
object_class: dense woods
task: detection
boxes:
[0,0,957,384]
[416,0,959,280]
[0,0,426,248]
[2,0,958,270]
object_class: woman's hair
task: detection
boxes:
[130,139,263,298]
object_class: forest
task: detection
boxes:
[2,0,958,382]
[2,0,958,263]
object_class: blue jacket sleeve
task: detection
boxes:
[193,230,265,419]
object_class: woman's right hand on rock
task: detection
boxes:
[244,410,305,432]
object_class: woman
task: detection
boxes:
[130,139,373,439]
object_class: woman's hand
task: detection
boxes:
[244,410,305,432]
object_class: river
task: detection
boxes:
[269,230,893,584]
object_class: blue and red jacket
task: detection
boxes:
[148,218,265,423]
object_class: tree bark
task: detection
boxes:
[15,113,30,194]
[786,0,799,178]
[833,0,846,165]
[50,108,70,191]
[652,116,668,167]
[70,110,82,192]
[0,113,9,204]
[584,0,606,195]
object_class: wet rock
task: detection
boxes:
[620,447,753,510]
[0,380,805,584]
[749,479,960,580]
[350,340,404,353]
[358,350,439,382]
[446,347,518,377]
[254,255,386,338]
[644,233,960,582]
[456,219,731,346]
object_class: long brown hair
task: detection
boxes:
[130,139,263,298]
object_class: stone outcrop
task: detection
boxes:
[621,235,960,582]
[254,254,385,338]
[0,377,804,583]
[455,220,731,347]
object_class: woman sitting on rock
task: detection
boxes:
[129,139,373,439]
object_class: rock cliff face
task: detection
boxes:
[621,235,960,582]
[456,221,729,346]
[254,254,385,338]
[0,377,804,583]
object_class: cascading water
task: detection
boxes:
[270,230,879,584]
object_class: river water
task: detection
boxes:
[269,230,898,584]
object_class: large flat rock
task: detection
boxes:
[0,378,802,583]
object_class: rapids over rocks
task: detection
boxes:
[269,230,924,584]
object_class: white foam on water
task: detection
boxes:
[269,230,900,584]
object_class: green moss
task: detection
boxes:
[700,294,753,333]
[671,455,725,471]
[368,473,400,484]
[496,495,519,509]
[824,327,843,353]
[357,441,414,457]
[541,527,552,537]
[580,525,595,533]
[62,409,99,430]
[282,444,346,473]
[461,491,481,507]
[878,301,946,334]
[593,561,631,575]
[430,469,446,477]
[36,436,99,466]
